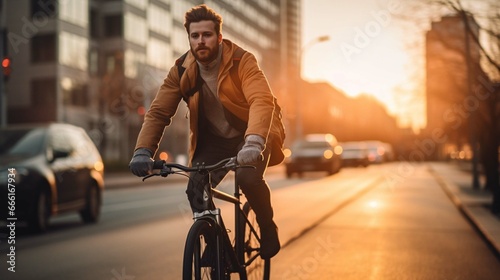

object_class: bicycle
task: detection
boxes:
[143,157,271,280]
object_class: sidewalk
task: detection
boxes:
[428,162,500,255]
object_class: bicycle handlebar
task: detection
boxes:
[143,157,251,181]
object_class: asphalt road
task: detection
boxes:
[272,164,500,279]
[1,163,499,279]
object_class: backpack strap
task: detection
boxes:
[224,47,248,132]
[229,47,245,90]
[175,51,189,78]
[176,51,203,103]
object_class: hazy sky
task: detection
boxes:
[302,0,426,130]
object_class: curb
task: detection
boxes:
[429,165,500,257]
[461,205,500,256]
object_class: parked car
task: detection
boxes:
[340,141,369,167]
[365,141,394,164]
[284,134,342,178]
[0,123,104,232]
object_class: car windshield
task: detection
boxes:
[343,148,363,152]
[0,128,46,157]
[294,140,330,149]
[343,147,365,152]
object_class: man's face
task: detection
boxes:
[189,20,222,65]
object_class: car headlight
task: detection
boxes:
[283,148,292,163]
[323,150,334,159]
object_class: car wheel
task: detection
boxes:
[30,190,50,233]
[80,184,101,224]
[328,163,336,175]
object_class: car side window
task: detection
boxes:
[1,128,46,156]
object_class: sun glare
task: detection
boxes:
[303,0,425,130]
[367,200,381,209]
[334,33,410,110]
[306,34,412,110]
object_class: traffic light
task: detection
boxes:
[2,57,11,81]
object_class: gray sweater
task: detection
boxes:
[197,45,242,138]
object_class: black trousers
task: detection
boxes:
[186,131,274,226]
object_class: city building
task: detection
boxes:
[1,0,300,162]
[425,14,481,160]
[300,81,401,146]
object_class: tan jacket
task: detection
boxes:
[135,39,285,166]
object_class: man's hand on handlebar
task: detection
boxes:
[129,148,154,177]
[237,135,265,165]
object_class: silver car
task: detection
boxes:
[284,134,342,178]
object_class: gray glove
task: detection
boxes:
[129,148,154,177]
[237,135,265,165]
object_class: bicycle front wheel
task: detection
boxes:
[238,202,270,280]
[183,219,224,280]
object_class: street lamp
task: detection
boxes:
[299,35,330,77]
[296,35,330,139]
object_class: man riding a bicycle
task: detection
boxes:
[129,4,285,260]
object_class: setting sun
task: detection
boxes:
[303,0,426,131]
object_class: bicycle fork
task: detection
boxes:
[193,209,242,279]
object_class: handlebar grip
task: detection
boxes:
[153,160,165,169]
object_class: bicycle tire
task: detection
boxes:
[238,202,271,280]
[183,219,225,280]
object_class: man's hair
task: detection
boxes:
[184,4,223,35]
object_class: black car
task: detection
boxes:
[0,123,104,232]
[284,134,343,178]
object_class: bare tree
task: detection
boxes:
[397,0,500,214]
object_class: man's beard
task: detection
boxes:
[191,44,219,64]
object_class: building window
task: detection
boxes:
[125,0,147,10]
[59,32,89,71]
[172,0,193,22]
[147,38,171,70]
[59,0,88,27]
[90,9,99,39]
[72,86,89,107]
[31,78,56,107]
[61,77,89,107]
[124,12,147,46]
[31,0,57,19]
[173,27,188,54]
[31,33,56,63]
[105,52,124,75]
[89,50,98,76]
[125,49,145,78]
[104,14,123,37]
[148,4,171,37]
